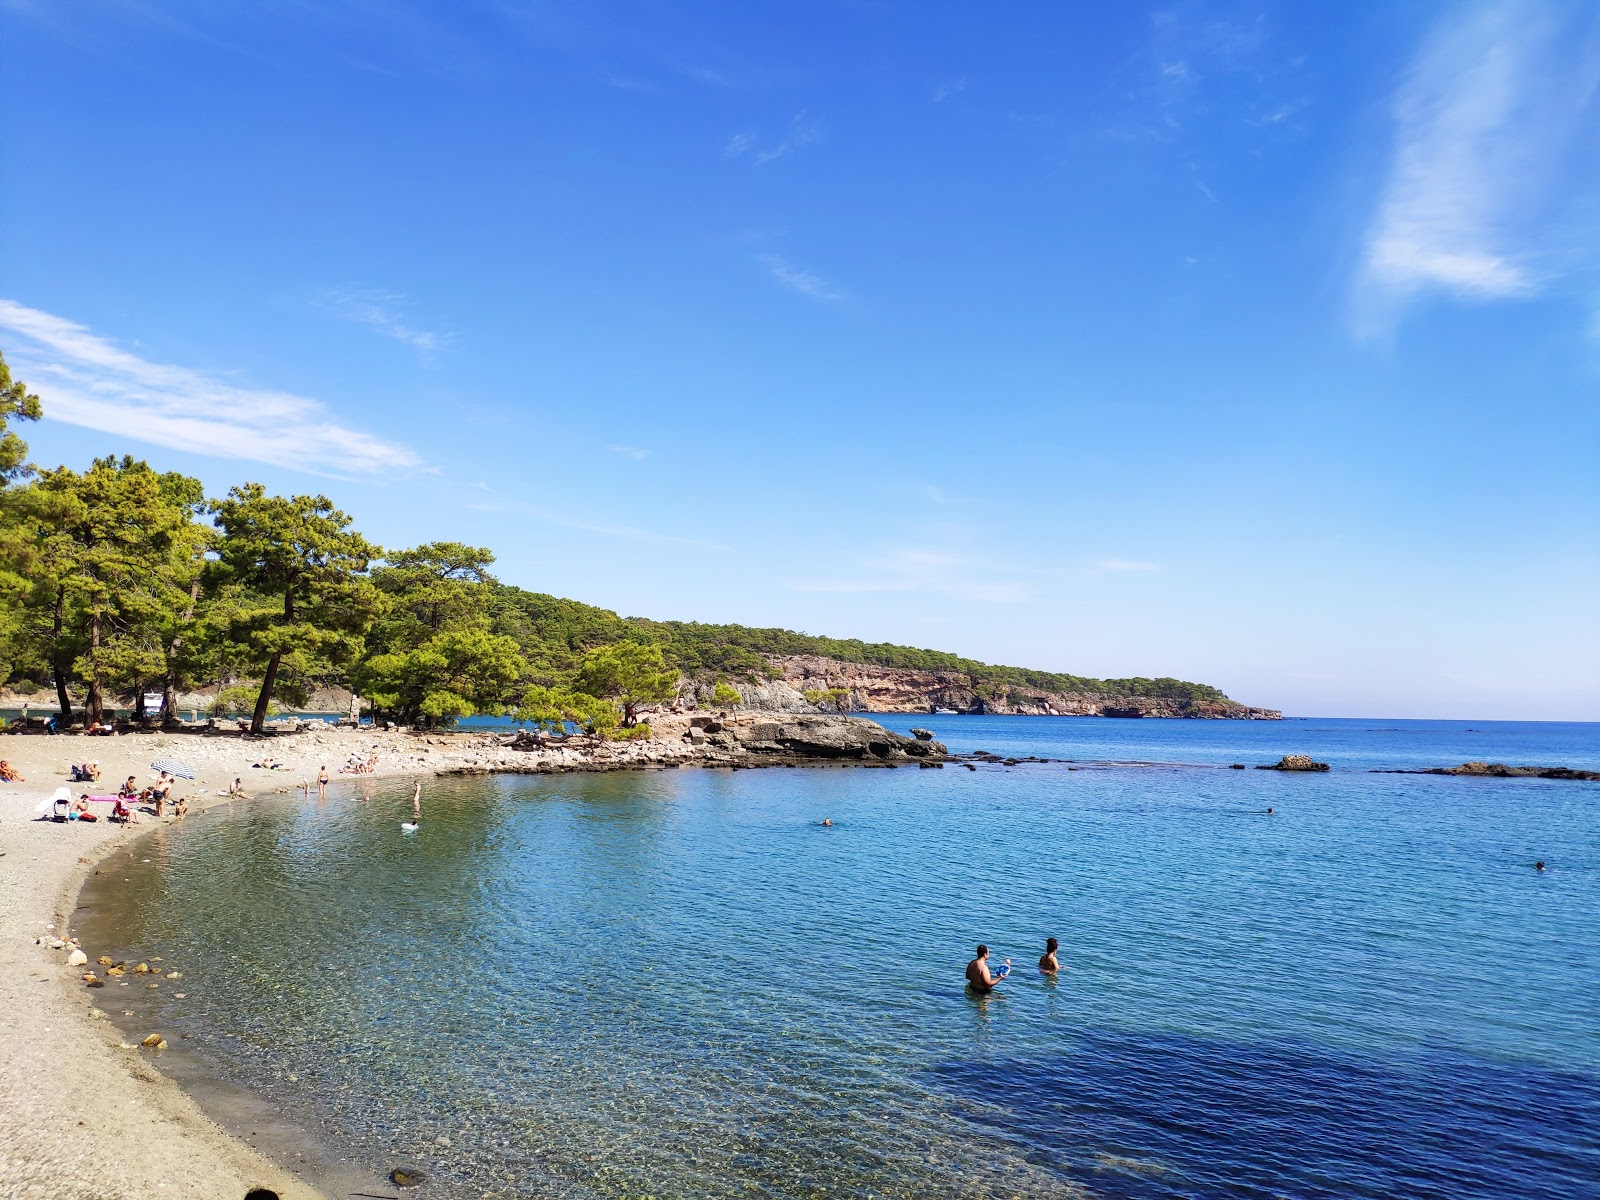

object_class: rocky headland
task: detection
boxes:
[688,654,1282,719]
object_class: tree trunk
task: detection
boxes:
[51,586,72,722]
[84,610,103,726]
[250,651,282,735]
[133,682,146,722]
[162,578,200,727]
[251,586,295,735]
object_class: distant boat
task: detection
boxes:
[931,707,960,715]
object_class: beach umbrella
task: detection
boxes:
[149,758,195,780]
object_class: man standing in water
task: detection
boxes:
[413,780,422,820]
[1039,937,1061,973]
[965,945,1010,995]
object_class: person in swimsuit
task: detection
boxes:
[1039,937,1061,973]
[966,945,1009,995]
[317,766,329,800]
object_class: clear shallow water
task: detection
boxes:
[80,717,1600,1199]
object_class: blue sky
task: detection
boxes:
[2,0,1597,720]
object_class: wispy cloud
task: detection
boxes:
[792,546,1033,604]
[725,109,819,165]
[932,79,966,104]
[792,580,916,594]
[608,444,650,460]
[0,299,420,475]
[318,286,451,355]
[759,254,843,302]
[467,496,730,553]
[1358,1,1600,330]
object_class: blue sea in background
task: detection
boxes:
[81,717,1600,1198]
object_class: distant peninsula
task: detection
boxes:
[489,587,1282,720]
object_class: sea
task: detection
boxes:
[76,716,1600,1199]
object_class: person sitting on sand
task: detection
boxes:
[1039,937,1061,973]
[228,778,245,797]
[71,794,91,818]
[118,775,138,798]
[966,945,1010,995]
[0,760,24,782]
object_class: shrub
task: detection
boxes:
[711,681,741,707]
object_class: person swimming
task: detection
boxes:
[1039,937,1061,973]
[819,818,832,827]
[1535,861,1546,871]
[965,945,1010,995]
[1266,807,1275,815]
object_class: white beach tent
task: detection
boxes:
[35,786,72,816]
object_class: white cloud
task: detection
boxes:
[0,299,420,475]
[759,254,843,303]
[725,110,819,166]
[1358,1,1600,328]
[608,444,650,460]
[319,286,450,355]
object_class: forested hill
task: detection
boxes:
[490,584,1233,705]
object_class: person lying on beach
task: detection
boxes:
[1039,937,1061,973]
[0,760,24,782]
[966,945,1011,995]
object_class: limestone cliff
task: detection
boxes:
[715,654,1281,720]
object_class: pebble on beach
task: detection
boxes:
[66,948,88,966]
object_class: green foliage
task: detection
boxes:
[19,456,208,723]
[711,681,741,707]
[210,484,381,732]
[573,641,678,725]
[212,685,278,717]
[0,352,42,488]
[356,543,521,727]
[513,685,619,737]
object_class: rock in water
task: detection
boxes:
[390,1167,428,1187]
[97,955,115,966]
[909,727,935,741]
[133,962,150,974]
[140,1033,165,1048]
[66,948,88,966]
[1257,755,1330,772]
[83,974,103,987]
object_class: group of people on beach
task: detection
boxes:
[0,758,23,782]
[339,749,380,775]
[965,938,1060,995]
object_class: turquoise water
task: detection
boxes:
[82,717,1599,1198]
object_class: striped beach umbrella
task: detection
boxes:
[149,758,196,780]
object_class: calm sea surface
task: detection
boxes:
[80,717,1600,1199]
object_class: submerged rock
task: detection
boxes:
[390,1167,428,1187]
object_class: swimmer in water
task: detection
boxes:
[1039,937,1061,973]
[1535,861,1546,871]
[820,818,832,826]
[965,945,1010,995]
[1266,807,1275,815]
